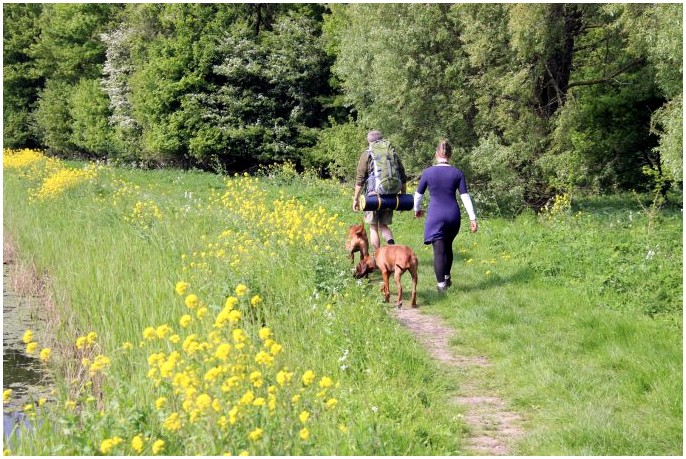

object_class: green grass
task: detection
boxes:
[3,158,682,455]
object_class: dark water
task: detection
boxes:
[3,264,53,439]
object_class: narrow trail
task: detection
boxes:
[393,307,524,456]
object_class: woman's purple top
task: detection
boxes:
[417,164,469,244]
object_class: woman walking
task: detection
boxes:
[413,140,477,292]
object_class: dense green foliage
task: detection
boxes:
[3,3,683,211]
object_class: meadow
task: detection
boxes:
[2,149,682,455]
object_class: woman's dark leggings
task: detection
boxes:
[432,233,457,283]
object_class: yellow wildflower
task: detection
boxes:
[86,332,97,344]
[22,330,33,344]
[299,427,310,441]
[196,307,208,319]
[122,342,134,350]
[232,329,247,344]
[250,295,262,307]
[235,284,248,297]
[270,342,283,356]
[155,325,172,339]
[248,427,263,442]
[229,405,240,424]
[255,351,273,366]
[26,342,38,354]
[221,376,240,393]
[299,411,310,424]
[258,327,271,340]
[276,369,292,386]
[152,440,165,455]
[175,281,190,296]
[90,355,111,374]
[179,314,193,328]
[196,393,212,411]
[204,366,223,382]
[302,370,315,386]
[76,336,88,349]
[319,376,334,389]
[131,435,144,453]
[3,389,12,404]
[325,398,338,409]
[143,327,156,340]
[239,391,255,406]
[228,310,242,324]
[250,370,263,388]
[185,293,199,309]
[224,296,238,310]
[39,348,51,363]
[155,397,167,410]
[99,437,123,454]
[214,343,232,361]
[163,412,182,431]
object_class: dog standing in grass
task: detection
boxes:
[345,223,369,264]
[354,245,418,308]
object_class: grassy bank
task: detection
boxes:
[3,149,682,455]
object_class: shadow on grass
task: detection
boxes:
[417,267,535,306]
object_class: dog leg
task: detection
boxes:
[410,264,418,308]
[394,269,404,308]
[381,271,391,303]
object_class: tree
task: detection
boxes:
[69,78,115,158]
[3,3,43,148]
[326,4,472,173]
[183,8,333,169]
[26,3,123,156]
[622,3,683,184]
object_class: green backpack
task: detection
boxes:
[366,139,402,195]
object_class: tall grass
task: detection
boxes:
[3,150,682,455]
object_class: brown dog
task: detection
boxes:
[354,245,418,308]
[345,223,369,264]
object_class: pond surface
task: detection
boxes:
[3,264,53,439]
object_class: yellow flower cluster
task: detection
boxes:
[3,148,45,169]
[123,200,164,228]
[182,230,260,273]
[29,165,98,201]
[183,175,343,277]
[21,329,52,364]
[542,193,572,217]
[132,283,340,455]
[3,148,63,180]
[111,178,142,206]
[263,197,342,247]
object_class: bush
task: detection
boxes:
[305,118,366,181]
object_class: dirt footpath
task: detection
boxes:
[393,307,524,455]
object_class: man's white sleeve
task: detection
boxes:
[460,193,476,221]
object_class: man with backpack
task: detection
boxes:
[352,130,407,251]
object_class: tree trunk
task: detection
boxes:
[535,4,583,119]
